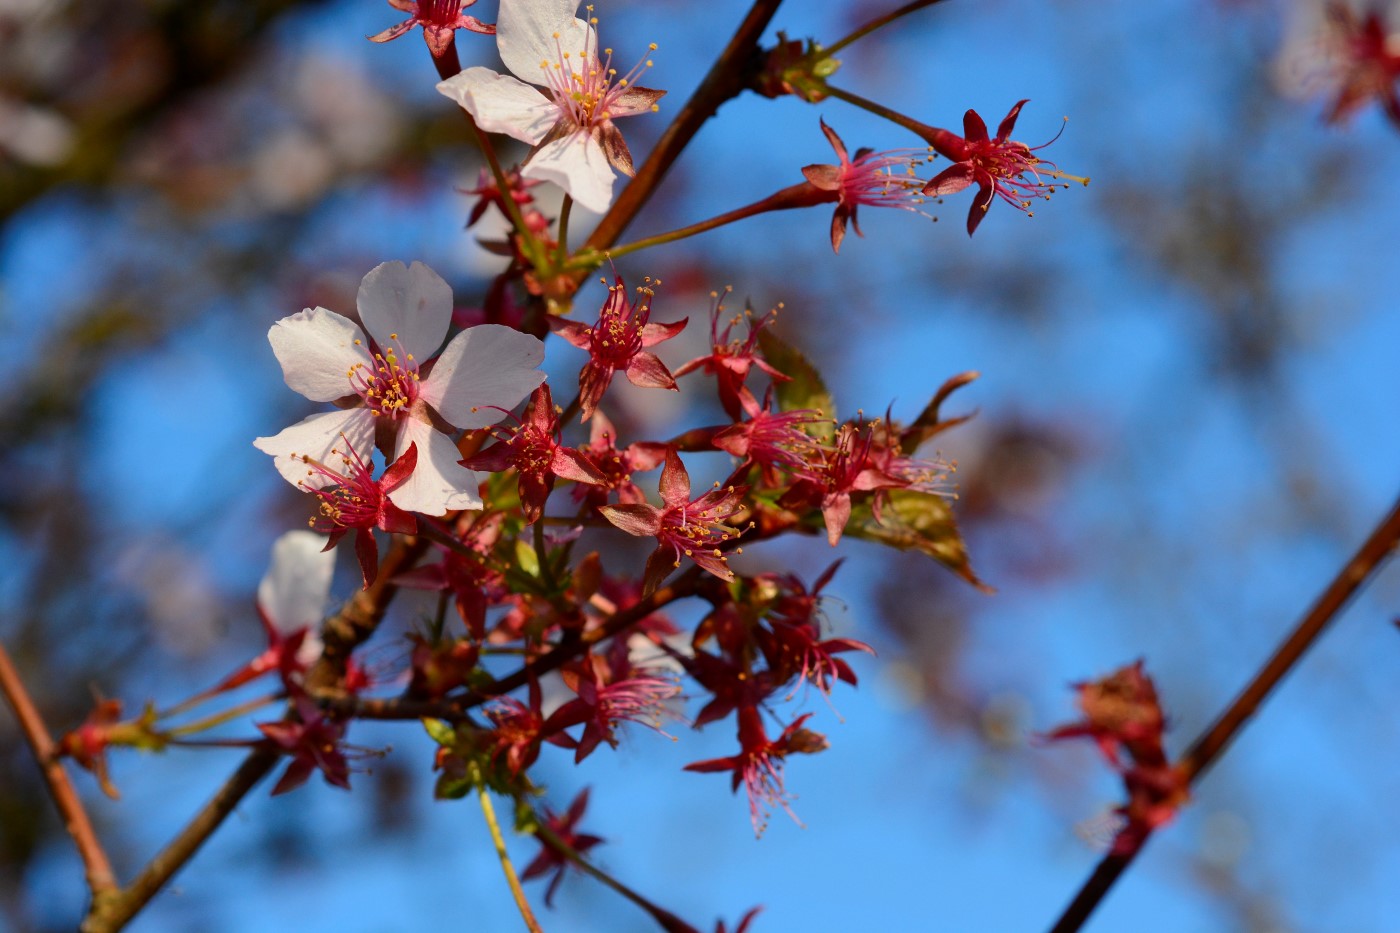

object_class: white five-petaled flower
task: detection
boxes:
[435,0,664,213]
[254,261,546,515]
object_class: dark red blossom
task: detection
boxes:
[921,100,1087,236]
[684,705,828,833]
[754,562,873,695]
[461,384,605,523]
[257,696,353,796]
[1043,661,1189,857]
[298,438,418,588]
[522,789,605,906]
[549,276,686,422]
[571,410,667,508]
[1316,3,1400,125]
[485,681,548,776]
[674,295,788,421]
[395,512,506,639]
[800,119,931,253]
[460,166,541,228]
[543,653,680,762]
[783,422,905,546]
[598,449,748,594]
[368,0,493,58]
[713,388,823,485]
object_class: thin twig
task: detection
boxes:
[823,0,952,56]
[80,747,280,933]
[1047,490,1400,933]
[473,765,545,933]
[0,641,117,896]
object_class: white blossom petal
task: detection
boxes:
[521,131,615,213]
[356,260,453,362]
[387,418,483,515]
[420,324,545,429]
[258,530,335,635]
[436,68,557,144]
[253,408,376,489]
[268,307,371,402]
[497,0,593,84]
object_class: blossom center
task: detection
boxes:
[537,8,657,131]
[348,333,421,419]
[296,436,384,532]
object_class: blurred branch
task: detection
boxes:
[79,746,280,933]
[0,641,118,899]
[1,0,331,220]
[1048,489,1400,933]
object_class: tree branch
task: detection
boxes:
[0,641,118,897]
[1048,490,1400,933]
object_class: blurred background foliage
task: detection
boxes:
[3,0,1400,930]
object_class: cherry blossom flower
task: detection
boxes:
[434,0,665,213]
[548,275,686,421]
[257,696,353,795]
[368,0,494,59]
[674,294,788,421]
[211,530,336,695]
[1043,660,1190,857]
[684,705,828,834]
[921,100,1086,236]
[542,652,680,762]
[254,261,545,516]
[570,409,667,508]
[56,699,127,799]
[461,383,605,523]
[296,437,418,587]
[598,449,748,594]
[783,421,905,546]
[712,388,823,485]
[521,789,604,906]
[1285,2,1400,126]
[799,119,931,253]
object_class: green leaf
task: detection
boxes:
[514,538,540,579]
[842,490,991,591]
[422,717,456,747]
[756,323,835,441]
[434,771,473,800]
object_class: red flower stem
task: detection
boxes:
[0,641,118,898]
[575,184,820,266]
[823,0,953,56]
[530,811,701,932]
[79,746,281,933]
[1047,490,1400,933]
[430,37,463,83]
[472,763,545,933]
[822,83,939,140]
[580,0,786,255]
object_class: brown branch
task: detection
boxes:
[0,641,118,897]
[79,747,280,933]
[581,0,785,254]
[79,532,429,932]
[1048,490,1400,933]
[313,566,706,723]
